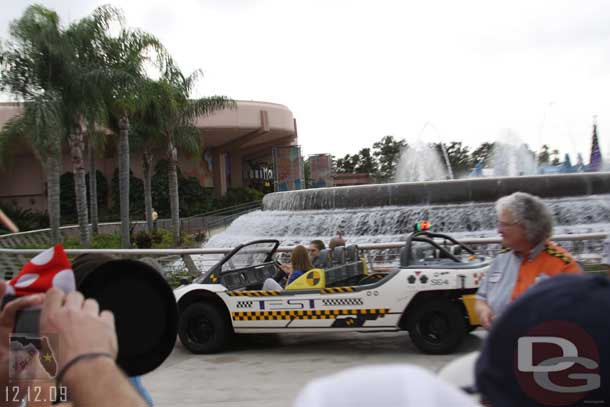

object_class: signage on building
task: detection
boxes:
[272,146,303,191]
[309,154,333,188]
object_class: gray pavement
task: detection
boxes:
[143,330,486,407]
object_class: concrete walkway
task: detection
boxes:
[142,330,485,407]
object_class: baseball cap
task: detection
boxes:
[475,274,610,407]
[294,364,478,407]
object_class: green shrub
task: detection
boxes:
[219,187,264,207]
[60,172,76,223]
[151,230,164,244]
[150,228,174,249]
[15,229,194,250]
[0,204,49,233]
[134,230,152,248]
[60,171,108,224]
[147,160,265,220]
[91,233,121,249]
[151,160,215,218]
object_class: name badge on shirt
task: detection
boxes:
[489,272,502,283]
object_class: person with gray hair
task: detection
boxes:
[474,192,581,329]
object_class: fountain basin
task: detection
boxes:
[263,172,610,211]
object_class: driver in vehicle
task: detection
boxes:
[263,245,314,290]
[475,192,581,329]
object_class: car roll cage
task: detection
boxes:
[402,230,476,266]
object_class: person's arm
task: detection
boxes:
[474,262,495,330]
[39,289,146,407]
[61,356,145,407]
[474,299,494,330]
[286,270,304,286]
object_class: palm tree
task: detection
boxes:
[86,125,107,235]
[61,5,133,246]
[0,98,64,243]
[151,73,234,245]
[1,5,123,246]
[101,28,174,248]
[130,80,164,233]
[0,6,67,243]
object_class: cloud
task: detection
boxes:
[2,0,609,160]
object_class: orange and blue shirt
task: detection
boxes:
[476,241,581,316]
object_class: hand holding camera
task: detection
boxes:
[0,282,44,383]
[39,289,118,376]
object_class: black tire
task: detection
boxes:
[178,302,232,354]
[407,298,467,354]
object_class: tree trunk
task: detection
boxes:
[88,140,98,235]
[69,125,91,247]
[167,141,180,246]
[47,140,62,244]
[143,148,154,233]
[118,116,130,248]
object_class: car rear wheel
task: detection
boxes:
[407,298,467,354]
[179,302,232,354]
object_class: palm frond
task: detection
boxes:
[0,114,27,169]
[187,96,236,119]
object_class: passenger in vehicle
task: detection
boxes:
[263,245,314,290]
[475,192,581,329]
[328,233,346,251]
[309,240,326,268]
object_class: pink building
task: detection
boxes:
[0,101,297,211]
[333,173,373,187]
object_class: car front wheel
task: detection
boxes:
[407,298,467,354]
[178,302,232,354]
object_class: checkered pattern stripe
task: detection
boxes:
[322,298,363,306]
[236,301,253,308]
[228,290,282,297]
[232,308,388,321]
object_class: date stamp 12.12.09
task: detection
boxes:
[5,333,68,404]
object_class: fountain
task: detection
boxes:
[394,141,448,182]
[205,118,610,250]
[262,172,610,211]
[492,130,538,177]
[208,193,610,248]
[206,172,610,249]
[394,122,454,182]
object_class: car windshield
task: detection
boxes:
[220,241,277,272]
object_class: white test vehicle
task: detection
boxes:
[174,225,491,354]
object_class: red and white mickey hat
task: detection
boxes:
[5,244,75,297]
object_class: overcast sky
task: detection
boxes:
[2,0,610,161]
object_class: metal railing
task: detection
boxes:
[0,232,606,281]
[0,201,262,249]
[178,201,262,236]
